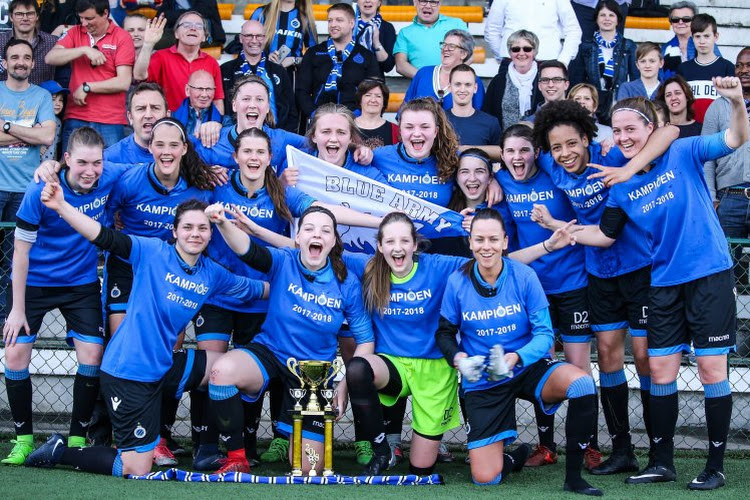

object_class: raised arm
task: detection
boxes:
[714,76,750,149]
[133,16,166,81]
[313,202,382,228]
[41,183,101,241]
[205,203,273,273]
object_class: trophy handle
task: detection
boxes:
[287,357,305,387]
[323,358,343,388]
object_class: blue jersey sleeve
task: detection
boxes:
[439,273,461,325]
[125,234,157,268]
[342,252,370,279]
[16,182,44,227]
[211,265,266,303]
[597,143,627,166]
[285,186,315,216]
[342,278,374,345]
[690,132,734,165]
[514,268,553,366]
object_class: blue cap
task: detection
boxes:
[39,80,69,95]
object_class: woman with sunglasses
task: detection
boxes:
[482,30,544,130]
[403,29,484,111]
[661,2,721,79]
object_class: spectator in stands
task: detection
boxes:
[677,13,734,123]
[251,0,317,72]
[104,82,169,164]
[295,3,379,125]
[39,80,67,162]
[482,30,543,130]
[703,47,750,237]
[568,83,613,142]
[527,60,570,122]
[174,70,222,137]
[156,0,226,49]
[616,41,663,101]
[0,0,58,85]
[393,0,466,79]
[656,75,701,138]
[354,78,399,148]
[569,1,638,125]
[485,0,581,67]
[403,29,483,111]
[353,0,396,76]
[662,1,721,79]
[134,12,224,114]
[0,39,56,326]
[45,0,135,150]
[571,0,630,43]
[123,14,148,57]
[220,20,296,132]
[446,64,501,159]
[39,0,78,36]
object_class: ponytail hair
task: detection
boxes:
[399,98,459,182]
[235,127,292,221]
[362,213,418,314]
[149,117,217,191]
[297,205,347,282]
[461,208,508,277]
[611,96,659,126]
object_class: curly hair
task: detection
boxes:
[149,117,218,191]
[533,100,598,152]
[399,98,459,182]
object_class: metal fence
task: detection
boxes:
[1,223,750,451]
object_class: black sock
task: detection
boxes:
[61,445,118,476]
[242,398,264,458]
[704,381,732,472]
[199,390,218,447]
[565,394,596,483]
[650,382,678,469]
[346,357,389,456]
[589,390,599,449]
[383,397,407,436]
[5,368,33,436]
[70,369,100,438]
[209,384,245,452]
[190,389,206,447]
[268,379,284,439]
[87,396,112,447]
[599,370,631,451]
[161,394,179,441]
[533,402,556,452]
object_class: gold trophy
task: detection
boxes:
[287,358,343,476]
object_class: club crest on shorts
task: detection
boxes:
[195,313,205,328]
[110,284,121,298]
[134,423,146,439]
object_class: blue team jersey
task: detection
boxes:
[206,170,315,312]
[538,143,651,278]
[192,125,305,173]
[278,148,389,185]
[345,252,467,359]
[16,163,129,287]
[107,164,211,240]
[606,133,733,286]
[441,258,552,393]
[102,237,265,382]
[252,247,374,363]
[371,143,455,207]
[496,168,587,294]
[103,135,153,165]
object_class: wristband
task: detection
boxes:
[542,240,551,253]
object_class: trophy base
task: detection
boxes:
[323,469,334,477]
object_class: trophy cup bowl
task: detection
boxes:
[287,359,332,413]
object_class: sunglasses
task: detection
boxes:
[670,16,693,24]
[510,46,534,53]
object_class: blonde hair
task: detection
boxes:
[305,103,364,152]
[568,83,600,111]
[261,0,317,53]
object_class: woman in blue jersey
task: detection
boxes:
[344,211,579,475]
[530,99,679,474]
[205,204,375,475]
[435,208,601,495]
[1,128,125,466]
[24,197,266,478]
[573,79,749,490]
[251,0,317,70]
[496,124,593,469]
[196,126,380,467]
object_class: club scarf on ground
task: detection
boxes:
[287,146,467,254]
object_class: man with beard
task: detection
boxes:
[703,47,750,237]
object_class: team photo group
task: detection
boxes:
[0,0,747,495]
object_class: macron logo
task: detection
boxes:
[111,396,122,412]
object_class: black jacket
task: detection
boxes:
[354,19,397,77]
[220,56,298,132]
[482,58,543,129]
[295,40,380,119]
[158,0,226,45]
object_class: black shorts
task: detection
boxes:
[464,358,563,450]
[100,349,206,452]
[588,265,650,337]
[8,281,104,346]
[648,269,736,357]
[104,255,133,315]
[238,342,329,442]
[193,303,266,346]
[548,286,591,343]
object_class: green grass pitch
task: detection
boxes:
[2,442,750,500]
